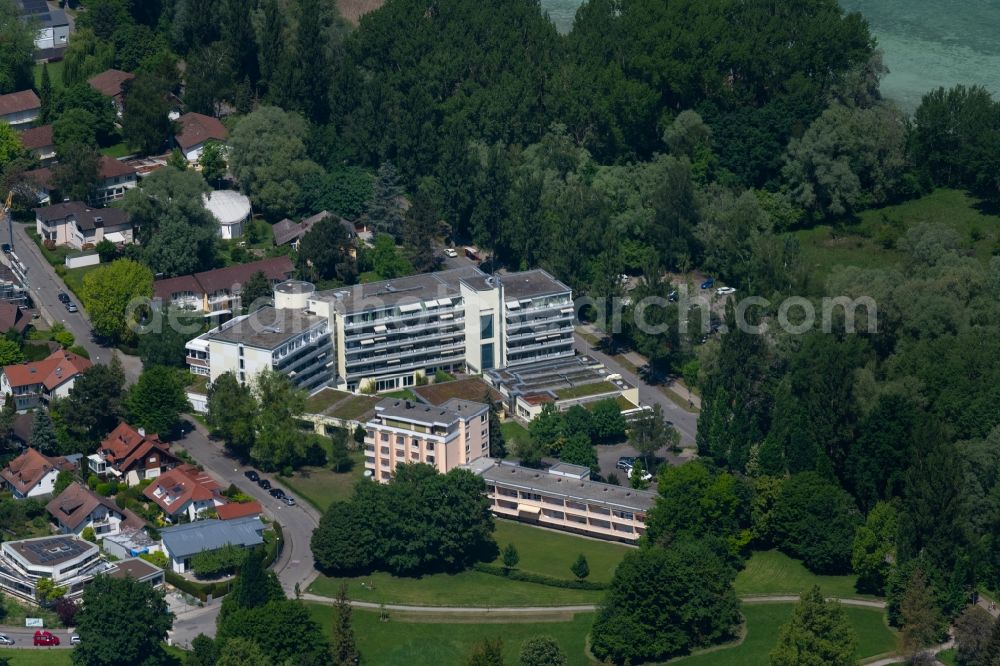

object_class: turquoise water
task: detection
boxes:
[539,0,1000,112]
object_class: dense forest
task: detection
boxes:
[2,0,1000,662]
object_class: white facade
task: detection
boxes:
[0,536,105,601]
[7,468,58,499]
[203,191,250,240]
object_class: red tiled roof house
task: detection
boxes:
[89,422,181,487]
[0,90,40,131]
[19,124,55,164]
[143,464,226,522]
[152,256,295,315]
[87,69,135,113]
[27,155,138,207]
[0,448,74,499]
[215,500,262,521]
[0,349,91,411]
[174,112,228,162]
[46,481,134,538]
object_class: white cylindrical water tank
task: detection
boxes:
[273,280,315,310]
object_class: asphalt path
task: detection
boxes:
[0,627,73,649]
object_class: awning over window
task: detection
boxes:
[399,303,422,313]
[104,231,126,243]
[505,301,520,309]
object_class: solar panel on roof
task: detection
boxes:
[21,0,48,14]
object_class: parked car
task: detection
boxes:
[65,302,78,313]
[443,248,458,258]
[57,292,70,303]
[257,478,271,490]
[716,286,736,296]
[282,496,296,506]
[71,634,81,645]
[667,290,679,302]
[1,244,10,254]
[631,469,653,482]
[700,277,715,290]
[615,456,635,471]
[268,487,285,498]
[0,633,13,645]
[244,470,260,483]
[33,630,60,646]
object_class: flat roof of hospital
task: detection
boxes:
[478,461,657,512]
[208,306,326,350]
[501,269,571,302]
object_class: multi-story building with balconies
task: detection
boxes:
[363,397,489,482]
[465,459,655,544]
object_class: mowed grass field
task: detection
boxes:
[673,603,897,666]
[793,188,1000,288]
[281,449,364,512]
[305,602,896,666]
[735,550,865,599]
[309,519,631,606]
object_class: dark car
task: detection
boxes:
[57,292,70,303]
[257,478,271,490]
[33,630,60,646]
[269,487,285,498]
[700,277,715,290]
[244,470,259,483]
[1,243,11,253]
[667,290,679,302]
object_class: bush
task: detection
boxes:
[68,345,91,359]
[140,551,169,569]
[190,544,247,578]
[164,570,232,602]
[81,527,96,543]
[54,597,79,626]
[472,563,608,590]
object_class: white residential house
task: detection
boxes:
[0,90,40,130]
[46,482,134,539]
[159,517,265,573]
[0,448,74,500]
[34,201,134,251]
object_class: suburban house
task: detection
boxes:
[0,349,92,411]
[34,201,133,250]
[46,481,138,539]
[19,124,55,164]
[364,398,490,482]
[143,464,226,522]
[465,459,656,544]
[215,500,262,521]
[174,112,228,162]
[87,69,135,113]
[273,211,357,253]
[17,0,70,55]
[0,302,31,335]
[0,90,40,130]
[88,422,180,487]
[159,516,265,573]
[28,155,139,206]
[0,535,162,602]
[152,256,295,315]
[0,448,75,500]
[203,189,251,239]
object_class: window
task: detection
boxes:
[481,343,495,370]
[426,455,435,464]
[426,442,434,451]
[395,436,404,445]
[380,433,389,442]
[480,314,494,338]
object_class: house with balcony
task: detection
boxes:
[153,256,295,316]
[185,298,335,391]
[34,201,133,250]
[0,349,91,412]
[466,459,656,544]
[28,156,138,207]
[143,464,226,522]
[0,90,40,130]
[89,422,180,487]
[364,397,489,483]
[46,481,139,539]
[0,448,75,499]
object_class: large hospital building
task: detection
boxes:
[186,266,575,394]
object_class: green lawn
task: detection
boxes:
[2,649,73,665]
[305,388,353,413]
[383,389,419,401]
[309,568,605,607]
[281,450,364,512]
[100,142,133,158]
[793,188,1000,288]
[62,265,101,302]
[309,520,629,606]
[937,647,958,666]
[328,395,381,421]
[674,604,897,666]
[33,60,65,90]
[490,519,630,583]
[500,420,530,448]
[735,550,865,600]
[308,605,596,666]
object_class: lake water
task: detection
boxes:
[539,0,1000,112]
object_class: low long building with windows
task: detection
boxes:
[364,397,489,482]
[465,459,656,544]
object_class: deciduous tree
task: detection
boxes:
[519,636,566,666]
[296,215,357,284]
[126,365,189,437]
[771,472,860,574]
[0,0,36,93]
[206,372,257,459]
[82,259,154,344]
[52,142,101,203]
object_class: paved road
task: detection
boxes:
[0,627,73,649]
[7,222,141,382]
[572,332,699,446]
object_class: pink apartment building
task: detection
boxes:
[364,398,490,482]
